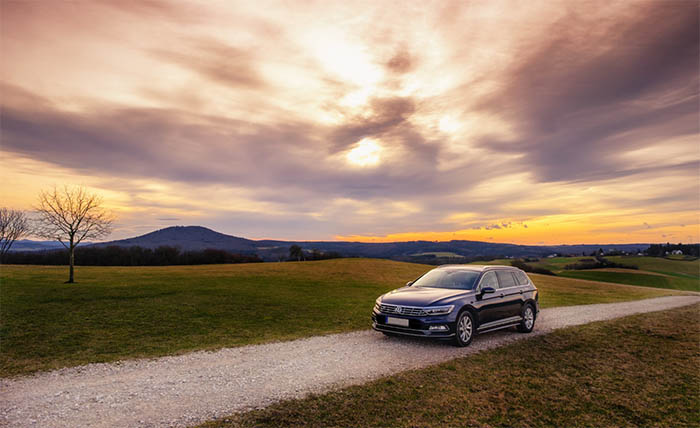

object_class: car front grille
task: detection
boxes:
[379,304,427,317]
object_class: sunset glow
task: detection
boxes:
[1,0,698,244]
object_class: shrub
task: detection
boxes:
[510,259,556,276]
[564,256,638,270]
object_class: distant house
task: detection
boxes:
[671,249,683,255]
[547,253,558,258]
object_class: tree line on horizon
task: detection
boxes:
[3,245,262,266]
[645,242,699,257]
[4,244,343,266]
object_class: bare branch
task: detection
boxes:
[0,208,31,261]
[35,185,113,244]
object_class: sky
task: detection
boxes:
[1,0,698,245]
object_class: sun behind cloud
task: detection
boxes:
[346,138,382,167]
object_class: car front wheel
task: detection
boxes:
[517,304,536,333]
[453,310,475,347]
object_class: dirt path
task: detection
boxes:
[2,295,698,428]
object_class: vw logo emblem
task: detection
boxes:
[396,306,403,314]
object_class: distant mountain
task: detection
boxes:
[9,240,70,252]
[97,226,258,253]
[87,225,649,261]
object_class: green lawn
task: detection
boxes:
[558,270,699,292]
[557,256,699,292]
[606,256,699,277]
[527,273,677,307]
[472,256,700,292]
[203,304,700,428]
[0,259,681,377]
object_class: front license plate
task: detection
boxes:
[386,317,409,327]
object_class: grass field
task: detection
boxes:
[202,304,700,428]
[557,270,699,291]
[0,259,682,377]
[472,256,699,291]
[606,256,699,277]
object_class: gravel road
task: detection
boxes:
[2,295,698,428]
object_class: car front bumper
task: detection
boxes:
[371,311,456,338]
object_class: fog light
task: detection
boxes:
[429,325,448,331]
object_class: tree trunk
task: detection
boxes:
[67,237,75,284]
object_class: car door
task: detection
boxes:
[474,271,503,325]
[495,270,523,319]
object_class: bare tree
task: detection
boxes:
[0,208,30,263]
[35,186,113,283]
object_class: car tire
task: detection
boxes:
[453,310,475,347]
[517,304,536,333]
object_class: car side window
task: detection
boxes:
[496,270,516,288]
[514,271,529,285]
[479,271,499,290]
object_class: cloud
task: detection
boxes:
[474,0,698,183]
[329,96,417,150]
[0,84,466,212]
[386,50,413,74]
[1,0,698,243]
[96,0,209,23]
[152,38,268,89]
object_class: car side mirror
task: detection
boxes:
[480,286,496,294]
[406,280,414,287]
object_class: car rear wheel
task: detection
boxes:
[453,311,475,347]
[517,304,536,333]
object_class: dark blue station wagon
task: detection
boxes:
[372,265,539,346]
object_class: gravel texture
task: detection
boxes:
[2,295,698,428]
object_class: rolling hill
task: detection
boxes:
[86,225,649,261]
[97,226,258,253]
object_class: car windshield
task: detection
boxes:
[412,269,480,289]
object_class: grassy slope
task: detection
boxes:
[559,257,699,292]
[606,256,699,277]
[0,259,679,376]
[473,256,700,291]
[557,270,698,291]
[527,273,677,308]
[203,304,700,428]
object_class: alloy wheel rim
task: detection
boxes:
[459,315,472,342]
[524,307,534,329]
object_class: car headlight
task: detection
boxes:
[374,297,382,311]
[424,305,454,316]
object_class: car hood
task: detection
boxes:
[380,286,473,306]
